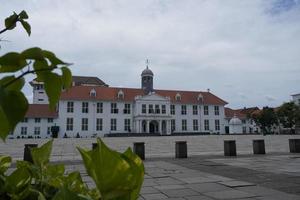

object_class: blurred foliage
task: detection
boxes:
[0,139,144,200]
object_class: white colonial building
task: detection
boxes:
[11,66,260,139]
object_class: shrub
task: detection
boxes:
[0,139,144,199]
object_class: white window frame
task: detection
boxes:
[193,119,198,131]
[111,118,117,131]
[182,119,187,131]
[124,119,131,131]
[66,118,73,131]
[215,120,220,131]
[67,101,74,113]
[81,118,88,131]
[96,118,103,131]
[204,120,209,131]
[82,102,89,113]
[97,102,103,113]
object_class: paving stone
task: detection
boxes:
[178,177,218,184]
[154,184,186,190]
[187,182,232,193]
[141,186,160,194]
[204,189,258,199]
[142,193,168,200]
[184,195,216,200]
[143,179,159,187]
[154,177,184,185]
[235,186,287,196]
[219,180,256,187]
[160,188,199,198]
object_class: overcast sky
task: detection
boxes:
[1,0,300,109]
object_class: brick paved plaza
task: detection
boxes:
[1,135,300,199]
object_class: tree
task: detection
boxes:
[277,102,300,134]
[0,11,72,140]
[252,107,278,135]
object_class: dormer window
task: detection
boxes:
[90,89,96,97]
[117,90,124,99]
[175,93,181,101]
[197,94,203,102]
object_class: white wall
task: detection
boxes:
[12,118,57,139]
[59,100,134,137]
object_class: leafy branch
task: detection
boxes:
[3,67,56,88]
[0,10,31,36]
[0,10,72,141]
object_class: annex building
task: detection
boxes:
[11,66,257,139]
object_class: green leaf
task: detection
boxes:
[0,107,10,141]
[19,10,29,19]
[46,164,65,178]
[4,13,18,30]
[52,187,84,200]
[42,50,65,65]
[77,138,144,200]
[31,139,53,167]
[20,19,31,36]
[0,87,28,140]
[21,47,44,60]
[122,148,145,200]
[61,67,72,89]
[0,155,11,174]
[43,73,62,110]
[5,167,31,194]
[0,52,27,72]
[33,59,49,71]
[0,76,25,91]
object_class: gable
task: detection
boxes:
[135,93,170,102]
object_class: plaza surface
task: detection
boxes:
[1,135,300,199]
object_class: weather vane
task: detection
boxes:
[146,59,150,69]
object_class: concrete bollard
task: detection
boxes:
[133,142,145,160]
[92,143,98,150]
[175,141,187,158]
[224,140,237,156]
[253,140,265,154]
[289,139,300,153]
[24,144,38,163]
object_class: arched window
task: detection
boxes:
[117,90,124,99]
[175,93,181,101]
[90,89,96,97]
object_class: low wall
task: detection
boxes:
[1,135,300,162]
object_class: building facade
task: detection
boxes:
[10,66,252,139]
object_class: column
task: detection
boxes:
[146,120,149,133]
[159,120,162,134]
[167,120,171,135]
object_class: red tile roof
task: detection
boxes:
[60,86,228,105]
[25,104,58,118]
[225,107,261,119]
[225,108,246,119]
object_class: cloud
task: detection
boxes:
[265,95,276,102]
[0,0,299,108]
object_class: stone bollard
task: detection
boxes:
[133,142,145,160]
[224,140,237,156]
[289,139,300,153]
[92,143,98,150]
[175,141,187,158]
[253,140,265,154]
[24,144,38,163]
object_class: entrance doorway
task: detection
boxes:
[225,126,229,134]
[161,120,167,135]
[149,120,159,133]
